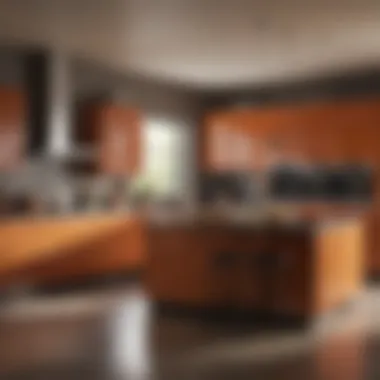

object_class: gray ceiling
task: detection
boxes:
[0,0,379,90]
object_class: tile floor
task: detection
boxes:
[0,285,377,380]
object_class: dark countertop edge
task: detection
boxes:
[147,216,362,231]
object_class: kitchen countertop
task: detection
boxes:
[146,209,364,230]
[0,201,368,228]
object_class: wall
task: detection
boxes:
[0,46,49,155]
[206,69,380,109]
[0,48,25,86]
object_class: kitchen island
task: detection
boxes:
[146,216,365,322]
[0,213,146,288]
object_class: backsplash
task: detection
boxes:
[199,164,373,207]
[199,172,257,205]
[0,158,133,217]
[268,164,374,202]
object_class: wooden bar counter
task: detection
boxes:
[0,214,146,287]
[146,216,365,321]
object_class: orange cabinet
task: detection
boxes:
[203,112,257,171]
[0,216,146,288]
[99,105,140,175]
[0,88,26,171]
[146,227,222,306]
[79,103,141,175]
[204,98,380,168]
[146,219,365,320]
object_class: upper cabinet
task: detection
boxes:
[202,108,300,171]
[78,103,141,175]
[98,105,141,175]
[0,88,26,171]
[203,98,380,171]
[203,112,257,171]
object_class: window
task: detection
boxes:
[141,117,187,199]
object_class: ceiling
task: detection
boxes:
[0,0,379,90]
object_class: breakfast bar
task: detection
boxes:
[0,214,146,288]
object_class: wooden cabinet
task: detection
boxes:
[0,216,146,288]
[78,103,141,175]
[99,105,140,175]
[0,88,26,171]
[314,220,365,314]
[146,219,365,320]
[147,228,220,306]
[203,98,380,169]
[266,234,309,316]
[203,114,225,170]
[203,113,256,171]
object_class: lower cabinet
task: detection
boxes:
[146,228,211,305]
[146,221,364,320]
[269,239,310,316]
[204,229,311,317]
[146,227,310,316]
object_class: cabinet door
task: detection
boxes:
[0,89,25,170]
[99,106,140,175]
[146,228,223,307]
[201,228,243,306]
[342,103,380,164]
[203,113,256,171]
[269,234,310,317]
[209,121,234,170]
[236,234,268,310]
[209,229,272,311]
[232,121,257,170]
[203,115,228,170]
[76,104,102,144]
[305,123,341,164]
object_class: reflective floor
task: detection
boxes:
[0,285,378,380]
